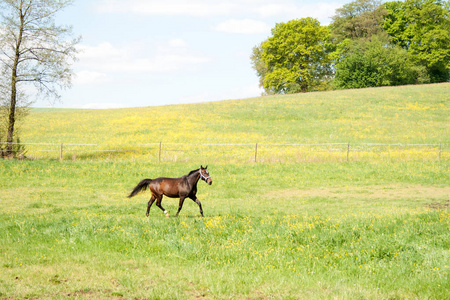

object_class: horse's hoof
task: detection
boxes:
[146,214,149,217]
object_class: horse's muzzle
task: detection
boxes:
[207,179,212,185]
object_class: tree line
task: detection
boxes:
[251,0,450,94]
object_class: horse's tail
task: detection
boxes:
[128,179,152,198]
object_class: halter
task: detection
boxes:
[199,169,211,181]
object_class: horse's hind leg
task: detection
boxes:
[189,196,204,217]
[146,195,156,217]
[155,196,169,217]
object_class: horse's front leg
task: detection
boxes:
[176,196,186,217]
[189,196,204,217]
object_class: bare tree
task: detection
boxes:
[0,0,80,157]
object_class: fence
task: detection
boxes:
[1,142,447,163]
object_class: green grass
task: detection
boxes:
[18,83,450,161]
[1,84,449,298]
[1,160,449,299]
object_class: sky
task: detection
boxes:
[32,0,349,109]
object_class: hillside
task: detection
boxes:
[20,83,449,160]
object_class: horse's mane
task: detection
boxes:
[188,169,199,176]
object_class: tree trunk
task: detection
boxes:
[5,4,24,157]
[6,76,17,156]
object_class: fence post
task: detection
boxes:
[60,143,63,161]
[254,143,258,162]
[346,142,350,162]
[159,142,162,163]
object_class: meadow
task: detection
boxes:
[1,84,449,299]
[18,83,449,162]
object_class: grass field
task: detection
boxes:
[1,84,449,299]
[18,83,449,162]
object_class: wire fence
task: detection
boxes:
[0,142,447,163]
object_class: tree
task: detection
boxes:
[0,0,79,157]
[251,17,333,94]
[334,33,429,89]
[330,0,387,42]
[382,0,450,82]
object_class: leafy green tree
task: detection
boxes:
[383,0,450,82]
[251,17,333,94]
[334,33,429,89]
[0,0,80,157]
[330,0,387,41]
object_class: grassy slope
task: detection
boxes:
[23,83,449,145]
[1,84,449,299]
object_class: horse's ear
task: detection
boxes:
[205,165,208,169]
[200,165,204,169]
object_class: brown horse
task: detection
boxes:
[128,166,212,217]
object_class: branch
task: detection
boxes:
[23,2,70,27]
[0,49,15,62]
[20,46,72,56]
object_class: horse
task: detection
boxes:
[128,166,212,217]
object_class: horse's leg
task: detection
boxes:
[155,195,169,217]
[146,195,156,217]
[189,196,204,217]
[176,196,186,217]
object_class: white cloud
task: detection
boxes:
[75,40,210,74]
[257,4,292,18]
[213,19,271,34]
[95,0,236,16]
[74,70,110,85]
[298,3,343,25]
[94,0,344,23]
[257,2,342,23]
[167,38,188,48]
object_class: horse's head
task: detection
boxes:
[200,165,212,185]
